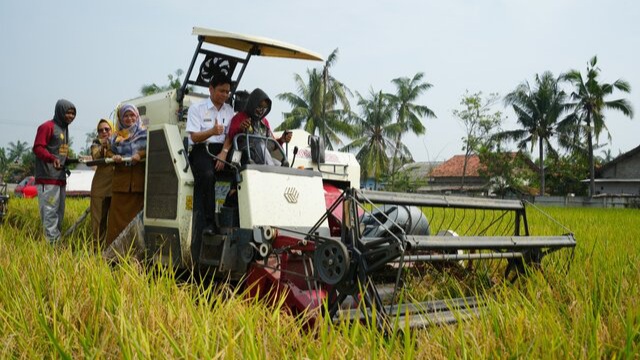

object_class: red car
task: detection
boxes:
[14,176,37,198]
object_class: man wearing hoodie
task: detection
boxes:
[215,88,292,170]
[32,99,77,243]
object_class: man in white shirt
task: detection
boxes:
[186,74,235,263]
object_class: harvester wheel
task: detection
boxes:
[314,240,350,285]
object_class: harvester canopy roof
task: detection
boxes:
[192,27,324,61]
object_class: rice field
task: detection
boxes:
[1,197,639,359]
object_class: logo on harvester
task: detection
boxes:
[284,187,299,203]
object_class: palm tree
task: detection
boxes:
[7,140,29,163]
[141,69,188,96]
[276,48,353,150]
[599,148,620,163]
[560,56,634,197]
[341,89,400,186]
[386,72,436,186]
[0,148,8,182]
[497,72,567,196]
[81,130,98,156]
[17,152,36,179]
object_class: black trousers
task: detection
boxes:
[189,142,223,263]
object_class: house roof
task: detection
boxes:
[431,152,537,178]
[598,144,640,174]
[398,161,443,180]
[431,155,483,177]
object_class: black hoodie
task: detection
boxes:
[34,99,76,183]
[244,88,272,134]
[239,88,276,164]
[52,99,76,129]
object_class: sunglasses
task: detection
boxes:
[98,128,111,133]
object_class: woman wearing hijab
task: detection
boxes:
[90,118,115,247]
[105,104,147,246]
[32,99,77,244]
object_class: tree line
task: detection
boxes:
[2,54,632,198]
[0,137,86,184]
[0,140,34,183]
[274,52,633,197]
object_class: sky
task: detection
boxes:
[1,0,639,162]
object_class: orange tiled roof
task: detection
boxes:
[431,155,484,177]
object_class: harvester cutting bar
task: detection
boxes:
[357,189,525,211]
[336,296,483,328]
[403,235,577,250]
[400,252,524,262]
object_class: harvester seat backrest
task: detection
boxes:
[233,90,250,112]
[308,135,325,164]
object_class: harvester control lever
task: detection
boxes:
[82,157,141,167]
[290,146,299,168]
[204,145,239,171]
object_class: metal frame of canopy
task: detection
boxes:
[177,27,323,107]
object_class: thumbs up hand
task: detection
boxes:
[212,118,224,135]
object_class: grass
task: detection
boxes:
[1,197,639,358]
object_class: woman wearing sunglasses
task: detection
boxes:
[89,118,115,248]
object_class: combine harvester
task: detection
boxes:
[122,27,576,329]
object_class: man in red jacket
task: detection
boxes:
[32,99,76,243]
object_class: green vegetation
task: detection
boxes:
[3,55,632,193]
[1,140,34,183]
[1,198,639,358]
[498,72,567,196]
[274,54,632,193]
[453,91,503,190]
[386,73,436,187]
[560,56,634,197]
[276,48,354,151]
[140,69,188,96]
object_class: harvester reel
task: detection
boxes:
[314,240,350,285]
[436,229,468,268]
[504,258,525,283]
[504,249,544,283]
